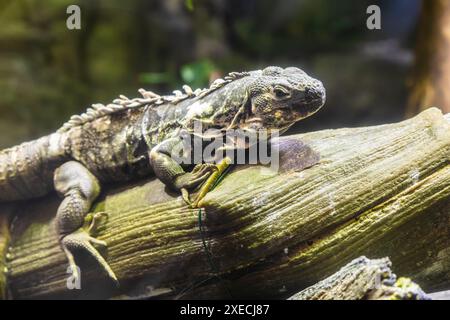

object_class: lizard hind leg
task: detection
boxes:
[53,161,118,286]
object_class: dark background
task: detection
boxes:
[0,0,422,148]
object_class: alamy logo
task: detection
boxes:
[66,265,81,290]
[66,5,81,30]
[366,5,381,30]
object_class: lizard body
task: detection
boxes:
[0,66,325,284]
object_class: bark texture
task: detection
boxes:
[0,108,449,299]
[289,256,430,300]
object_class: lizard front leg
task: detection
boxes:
[149,137,216,204]
[53,161,118,286]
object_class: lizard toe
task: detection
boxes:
[61,231,118,286]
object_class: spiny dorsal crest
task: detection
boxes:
[57,71,250,133]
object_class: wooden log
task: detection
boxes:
[0,210,11,299]
[288,256,430,300]
[428,289,450,300]
[0,107,449,299]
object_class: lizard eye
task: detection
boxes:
[273,86,291,99]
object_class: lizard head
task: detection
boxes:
[241,66,325,134]
[180,66,325,146]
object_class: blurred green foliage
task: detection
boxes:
[185,0,194,12]
[0,0,415,148]
[180,60,216,88]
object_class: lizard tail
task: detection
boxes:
[0,134,67,202]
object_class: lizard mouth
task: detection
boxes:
[297,98,324,118]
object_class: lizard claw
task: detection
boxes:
[174,165,216,191]
[65,212,116,286]
[84,211,109,235]
[192,163,218,174]
[61,230,119,287]
[181,188,191,205]
[175,163,221,205]
[191,157,232,208]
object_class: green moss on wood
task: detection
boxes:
[1,108,449,299]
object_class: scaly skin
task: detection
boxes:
[0,66,326,285]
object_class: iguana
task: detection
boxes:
[0,66,325,285]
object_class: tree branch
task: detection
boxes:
[1,108,449,299]
[289,256,430,300]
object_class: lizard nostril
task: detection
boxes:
[306,81,325,101]
[305,87,319,100]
